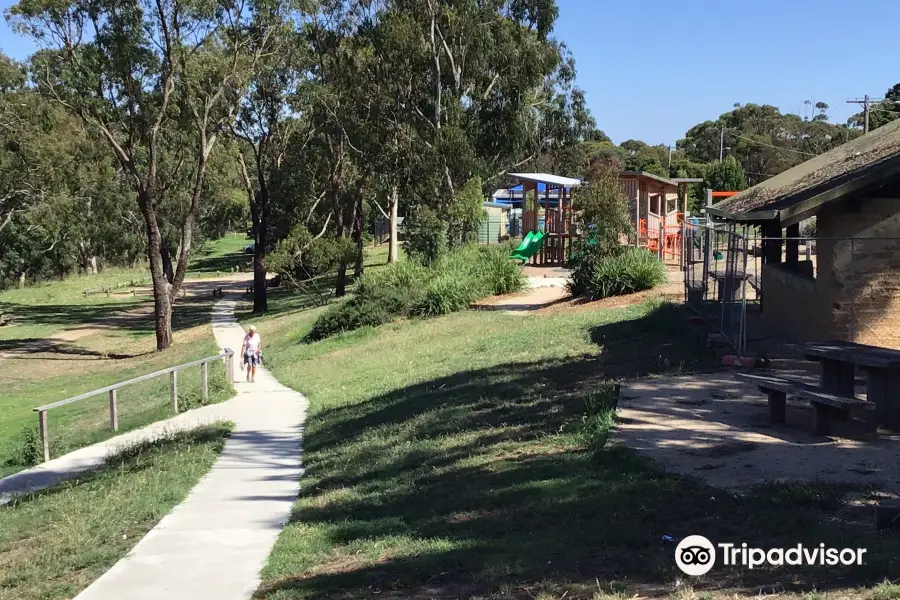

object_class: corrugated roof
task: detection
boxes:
[714,119,900,215]
[508,172,582,187]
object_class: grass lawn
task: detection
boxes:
[0,422,232,600]
[0,237,243,475]
[247,293,900,600]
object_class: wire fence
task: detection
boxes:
[684,221,900,353]
[683,220,749,354]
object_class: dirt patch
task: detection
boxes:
[472,286,570,314]
[615,371,900,496]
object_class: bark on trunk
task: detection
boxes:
[352,191,364,279]
[252,225,268,314]
[388,186,399,264]
[336,262,347,297]
[138,189,173,351]
[160,240,175,284]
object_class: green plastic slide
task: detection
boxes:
[511,231,546,262]
[513,231,536,253]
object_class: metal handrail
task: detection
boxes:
[33,348,235,463]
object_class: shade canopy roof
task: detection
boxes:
[507,172,582,187]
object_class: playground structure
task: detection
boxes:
[621,171,704,262]
[498,170,740,268]
[505,172,581,266]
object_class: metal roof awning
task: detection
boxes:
[507,172,582,187]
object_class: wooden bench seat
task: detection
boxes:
[734,372,875,435]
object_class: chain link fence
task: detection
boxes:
[683,225,900,353]
[683,220,749,354]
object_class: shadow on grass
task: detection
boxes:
[190,248,250,275]
[258,304,900,599]
[0,294,221,349]
[1,423,234,506]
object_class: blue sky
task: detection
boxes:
[2,0,898,146]
[554,0,900,145]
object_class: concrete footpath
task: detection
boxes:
[0,297,308,599]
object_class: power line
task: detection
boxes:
[847,95,883,133]
[724,129,818,157]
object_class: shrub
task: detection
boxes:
[447,177,487,249]
[306,242,526,341]
[404,206,448,265]
[355,258,429,298]
[571,247,667,300]
[305,286,421,342]
[411,273,480,317]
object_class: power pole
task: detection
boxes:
[847,95,883,133]
[719,125,725,160]
[667,145,672,169]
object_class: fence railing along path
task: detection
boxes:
[32,349,235,463]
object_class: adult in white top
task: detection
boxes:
[240,324,262,383]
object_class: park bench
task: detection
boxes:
[804,341,900,430]
[734,372,875,436]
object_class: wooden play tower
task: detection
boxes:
[509,172,582,267]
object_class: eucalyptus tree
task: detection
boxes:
[9,0,274,349]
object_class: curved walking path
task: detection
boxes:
[0,297,307,599]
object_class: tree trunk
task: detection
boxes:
[388,186,399,264]
[336,262,347,297]
[353,191,364,279]
[252,219,268,314]
[138,189,174,351]
[160,239,175,284]
[18,272,26,289]
[88,256,98,275]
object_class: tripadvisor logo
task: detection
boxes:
[675,535,867,576]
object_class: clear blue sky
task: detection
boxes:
[2,0,898,147]
[554,0,900,145]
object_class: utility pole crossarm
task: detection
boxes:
[847,95,884,134]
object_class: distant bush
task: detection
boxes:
[305,244,526,341]
[403,206,448,265]
[570,247,666,300]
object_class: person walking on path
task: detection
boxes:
[240,325,262,383]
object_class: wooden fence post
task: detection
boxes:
[170,371,178,412]
[109,389,118,431]
[201,362,209,403]
[39,410,49,463]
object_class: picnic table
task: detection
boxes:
[707,269,752,302]
[804,340,900,430]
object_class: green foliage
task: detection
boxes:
[572,161,633,256]
[411,274,480,317]
[801,217,817,238]
[306,244,525,341]
[403,206,448,265]
[570,247,667,300]
[579,381,619,454]
[446,177,487,249]
[267,221,356,283]
[306,286,420,342]
[704,156,748,193]
[10,425,42,468]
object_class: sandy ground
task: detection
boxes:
[475,266,685,315]
[616,366,900,496]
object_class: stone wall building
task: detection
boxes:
[707,119,900,349]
